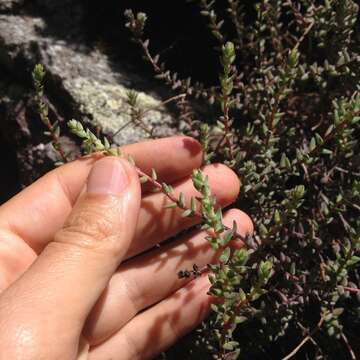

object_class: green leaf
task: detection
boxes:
[222,229,235,246]
[310,137,316,151]
[274,209,281,224]
[220,247,231,264]
[259,224,268,237]
[223,341,239,351]
[104,137,111,149]
[151,168,157,181]
[239,288,246,302]
[178,192,185,208]
[322,148,333,155]
[181,209,193,218]
[250,287,267,301]
[140,176,148,184]
[346,256,360,267]
[127,154,135,166]
[294,185,305,199]
[163,202,178,209]
[190,196,197,212]
[234,249,250,266]
[332,308,344,317]
[235,315,248,324]
[161,183,172,194]
[210,303,220,313]
[259,260,273,282]
[288,48,299,67]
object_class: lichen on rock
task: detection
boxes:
[66,77,175,145]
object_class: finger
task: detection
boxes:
[0,160,236,293]
[0,136,202,253]
[0,157,141,359]
[85,209,253,345]
[128,163,240,257]
[0,228,37,291]
[89,274,212,360]
[125,136,202,193]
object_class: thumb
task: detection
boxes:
[49,156,141,318]
[0,157,141,357]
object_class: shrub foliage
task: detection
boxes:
[33,1,360,359]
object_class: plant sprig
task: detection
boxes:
[32,64,69,165]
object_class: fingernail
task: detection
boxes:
[87,158,129,195]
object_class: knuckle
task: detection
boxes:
[69,207,114,238]
[54,207,122,254]
[54,228,121,256]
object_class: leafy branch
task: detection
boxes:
[32,64,69,165]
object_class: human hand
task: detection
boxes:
[0,136,253,360]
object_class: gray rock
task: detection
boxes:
[0,14,177,145]
[0,12,180,199]
[0,0,24,12]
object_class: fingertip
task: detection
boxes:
[120,157,142,187]
[178,136,203,160]
[223,208,254,236]
[202,163,240,206]
[162,136,203,170]
[122,136,203,187]
[86,156,140,196]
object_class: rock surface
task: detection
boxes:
[0,0,24,11]
[0,5,178,202]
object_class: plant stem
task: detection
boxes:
[282,315,325,360]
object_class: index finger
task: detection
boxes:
[0,136,202,253]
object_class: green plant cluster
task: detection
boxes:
[32,0,360,358]
[125,1,360,358]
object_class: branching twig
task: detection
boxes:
[282,315,325,360]
[32,64,69,164]
[341,332,356,360]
